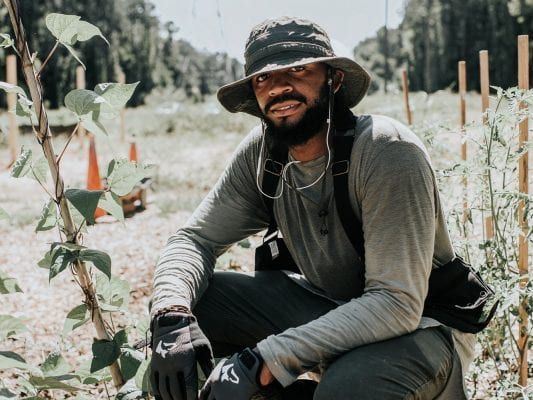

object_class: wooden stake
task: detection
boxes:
[458,61,468,224]
[75,66,86,140]
[117,69,126,142]
[6,54,18,166]
[479,50,493,239]
[401,69,412,125]
[517,34,529,388]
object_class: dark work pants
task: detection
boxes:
[193,271,466,400]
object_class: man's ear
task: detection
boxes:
[333,70,344,93]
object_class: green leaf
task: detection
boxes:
[106,159,153,196]
[0,81,26,97]
[79,249,111,279]
[0,386,18,398]
[49,245,78,281]
[63,43,86,69]
[120,347,144,381]
[96,274,130,312]
[65,89,105,117]
[0,270,23,294]
[35,199,57,232]
[0,33,14,48]
[40,352,70,377]
[38,250,53,269]
[65,188,103,225]
[63,304,89,336]
[98,191,124,222]
[80,115,108,136]
[10,148,32,178]
[134,358,151,393]
[28,375,81,392]
[0,207,9,221]
[90,330,128,373]
[45,13,108,46]
[75,359,112,385]
[29,157,49,184]
[15,96,35,118]
[0,315,27,339]
[116,379,145,400]
[0,351,32,371]
[94,82,139,118]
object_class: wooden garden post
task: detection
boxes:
[401,68,412,125]
[458,61,468,224]
[6,54,18,166]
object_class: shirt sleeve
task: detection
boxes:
[151,128,270,314]
[257,127,439,386]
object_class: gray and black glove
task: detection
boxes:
[150,311,215,400]
[199,347,263,400]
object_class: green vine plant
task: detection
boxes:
[433,87,533,399]
[0,3,152,399]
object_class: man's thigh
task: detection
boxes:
[314,326,465,400]
[193,270,337,357]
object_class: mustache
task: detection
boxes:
[264,93,307,114]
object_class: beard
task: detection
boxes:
[263,81,330,151]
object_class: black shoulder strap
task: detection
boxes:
[260,123,365,262]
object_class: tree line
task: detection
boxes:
[354,0,532,93]
[0,0,242,108]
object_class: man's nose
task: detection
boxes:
[268,73,293,97]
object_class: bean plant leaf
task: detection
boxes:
[10,148,32,178]
[0,315,27,339]
[79,249,111,279]
[96,274,130,312]
[28,376,81,392]
[29,157,49,184]
[75,359,112,385]
[80,115,108,136]
[65,89,105,117]
[116,379,145,400]
[40,352,70,377]
[0,351,32,371]
[90,330,128,373]
[45,13,108,46]
[98,191,124,222]
[48,243,81,281]
[35,199,57,232]
[0,270,23,294]
[0,207,9,221]
[63,43,86,69]
[0,33,14,48]
[134,358,151,393]
[0,386,18,398]
[63,304,89,336]
[94,82,139,118]
[15,96,35,118]
[0,81,26,97]
[120,347,144,381]
[106,159,154,196]
[65,188,104,225]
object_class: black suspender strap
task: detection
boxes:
[332,131,365,261]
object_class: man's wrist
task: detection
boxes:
[251,348,274,386]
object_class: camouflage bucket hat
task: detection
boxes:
[217,16,371,118]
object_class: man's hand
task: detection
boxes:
[199,348,264,400]
[150,312,214,400]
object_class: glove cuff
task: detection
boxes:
[239,348,264,386]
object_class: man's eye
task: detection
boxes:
[256,74,269,83]
[291,66,305,72]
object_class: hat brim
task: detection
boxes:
[217,56,371,118]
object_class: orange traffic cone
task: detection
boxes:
[87,136,106,219]
[129,141,137,162]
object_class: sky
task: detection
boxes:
[151,0,406,61]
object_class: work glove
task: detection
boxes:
[199,347,263,400]
[150,311,215,400]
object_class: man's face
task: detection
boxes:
[251,62,330,147]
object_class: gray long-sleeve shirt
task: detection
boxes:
[152,114,475,387]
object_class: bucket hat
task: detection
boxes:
[217,16,371,118]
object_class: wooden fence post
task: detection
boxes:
[458,61,468,225]
[479,50,493,240]
[117,69,126,142]
[6,54,18,166]
[517,34,529,388]
[75,65,86,141]
[401,69,412,125]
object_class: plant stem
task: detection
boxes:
[36,40,59,79]
[3,0,124,388]
[56,122,80,165]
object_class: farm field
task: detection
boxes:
[0,88,529,399]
